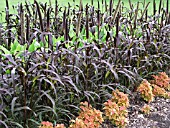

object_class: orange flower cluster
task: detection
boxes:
[152,72,170,91]
[137,72,170,116]
[137,72,170,103]
[137,79,154,103]
[103,89,129,128]
[39,121,65,128]
[151,84,167,98]
[112,89,129,107]
[69,101,104,128]
[39,121,53,128]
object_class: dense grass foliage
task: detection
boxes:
[0,0,170,127]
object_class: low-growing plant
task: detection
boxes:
[151,84,168,98]
[103,100,128,128]
[137,73,170,103]
[137,79,154,103]
[140,104,151,115]
[39,121,65,128]
[69,101,103,128]
[39,121,53,128]
[112,89,129,108]
[151,72,170,91]
[103,89,129,128]
[69,118,87,128]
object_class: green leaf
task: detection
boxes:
[28,40,40,52]
[6,69,11,74]
[28,42,35,52]
[15,44,27,58]
[10,40,22,55]
[105,71,110,79]
[0,45,10,54]
[10,41,18,54]
[69,24,76,38]
[56,36,64,42]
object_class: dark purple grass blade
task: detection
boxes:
[98,1,100,41]
[20,3,26,44]
[134,2,139,29]
[109,0,113,17]
[91,0,93,6]
[105,0,107,12]
[35,0,44,32]
[158,0,162,14]
[153,0,156,17]
[63,8,66,34]
[140,2,150,21]
[26,14,30,43]
[6,0,9,10]
[65,18,68,41]
[86,4,89,39]
[166,0,169,14]
[5,0,11,50]
[129,0,133,10]
[25,1,32,17]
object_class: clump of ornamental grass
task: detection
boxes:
[103,89,129,128]
[69,101,104,128]
[39,121,65,128]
